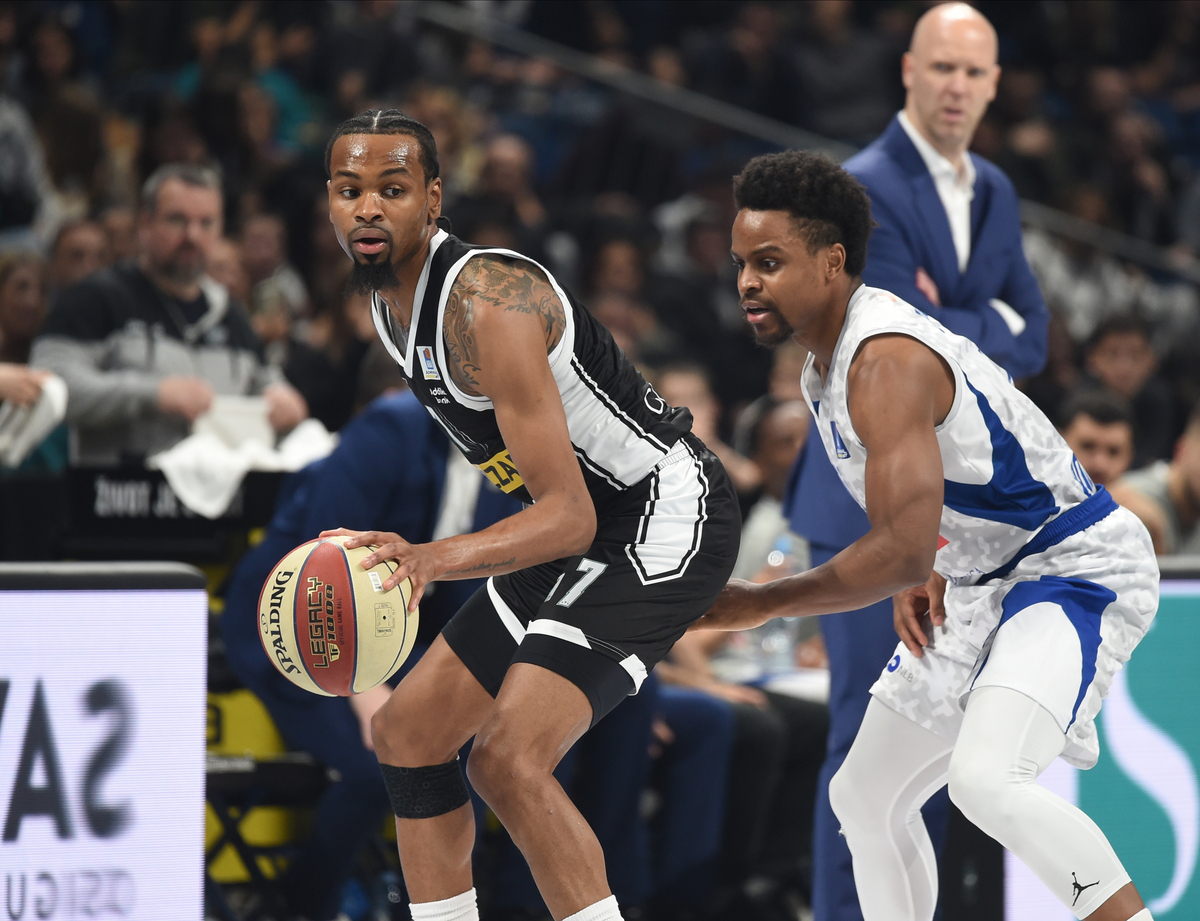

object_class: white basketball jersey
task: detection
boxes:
[801,285,1096,585]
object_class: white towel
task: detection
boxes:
[0,373,67,468]
[149,416,337,519]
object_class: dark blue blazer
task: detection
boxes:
[786,114,1049,549]
[846,114,1048,378]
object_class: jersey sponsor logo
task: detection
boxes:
[830,421,851,459]
[937,535,949,550]
[420,346,440,380]
[476,449,524,494]
[886,654,901,672]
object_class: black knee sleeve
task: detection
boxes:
[379,759,470,819]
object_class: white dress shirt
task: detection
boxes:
[897,111,1025,336]
[898,110,976,272]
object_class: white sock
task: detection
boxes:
[1128,911,1154,921]
[409,888,478,921]
[562,895,623,921]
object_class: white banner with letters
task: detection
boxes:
[0,589,206,920]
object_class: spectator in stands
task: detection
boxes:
[654,363,760,500]
[1058,389,1135,488]
[21,15,106,214]
[1083,315,1177,466]
[0,92,57,251]
[30,164,307,465]
[793,0,902,146]
[1111,403,1200,555]
[99,205,138,263]
[48,220,110,293]
[0,253,49,365]
[241,212,310,334]
[0,252,66,472]
[786,6,1050,918]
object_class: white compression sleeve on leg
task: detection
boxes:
[828,697,955,921]
[948,686,1131,919]
[409,888,479,921]
[562,895,623,921]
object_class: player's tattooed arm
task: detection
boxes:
[443,255,566,396]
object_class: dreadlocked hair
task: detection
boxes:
[324,109,441,184]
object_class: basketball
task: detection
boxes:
[257,535,418,697]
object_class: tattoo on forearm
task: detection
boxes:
[443,557,517,576]
[443,255,566,394]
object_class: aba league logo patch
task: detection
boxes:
[420,346,440,380]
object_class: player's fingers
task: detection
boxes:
[382,558,413,592]
[894,608,927,658]
[319,527,358,539]
[406,576,426,612]
[346,531,384,550]
[929,588,946,626]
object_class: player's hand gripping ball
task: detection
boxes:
[258,535,419,696]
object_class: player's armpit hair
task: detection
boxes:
[380,760,470,819]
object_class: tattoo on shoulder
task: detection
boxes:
[443,255,566,395]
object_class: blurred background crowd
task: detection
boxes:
[0,2,1197,921]
[0,0,1196,514]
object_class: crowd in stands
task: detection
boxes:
[0,1,1196,919]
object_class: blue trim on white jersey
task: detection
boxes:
[942,378,1060,532]
[996,576,1116,727]
[976,487,1117,585]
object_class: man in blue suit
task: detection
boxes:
[784,5,1049,919]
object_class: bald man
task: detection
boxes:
[783,5,1050,919]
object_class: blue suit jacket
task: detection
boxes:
[786,114,1049,548]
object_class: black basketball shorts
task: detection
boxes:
[442,434,740,725]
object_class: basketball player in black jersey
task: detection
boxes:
[320,111,740,921]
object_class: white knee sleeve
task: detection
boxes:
[829,698,953,921]
[949,686,1131,919]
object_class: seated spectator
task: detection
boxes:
[0,252,49,365]
[731,397,811,581]
[1111,402,1200,556]
[48,220,110,293]
[658,630,828,917]
[653,363,761,499]
[241,212,310,333]
[99,205,138,263]
[0,252,66,471]
[1082,314,1177,466]
[1057,389,1135,488]
[30,164,308,465]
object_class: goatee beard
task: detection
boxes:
[348,258,400,296]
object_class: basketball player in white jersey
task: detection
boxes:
[699,150,1158,921]
[319,112,740,921]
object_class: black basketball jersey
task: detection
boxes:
[370,231,693,505]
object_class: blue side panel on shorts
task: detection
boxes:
[942,378,1059,531]
[997,576,1117,727]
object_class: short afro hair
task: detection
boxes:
[325,109,440,184]
[733,150,872,277]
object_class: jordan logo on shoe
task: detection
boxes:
[1071,872,1099,906]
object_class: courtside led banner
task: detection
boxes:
[1007,580,1200,919]
[0,584,207,920]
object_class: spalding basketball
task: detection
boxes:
[257,535,418,696]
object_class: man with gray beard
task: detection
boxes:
[32,164,307,464]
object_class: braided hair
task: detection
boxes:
[324,109,440,184]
